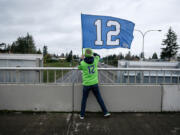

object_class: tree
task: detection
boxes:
[160,27,179,60]
[140,52,144,59]
[66,50,73,62]
[44,54,51,63]
[117,53,124,60]
[152,52,158,59]
[26,33,36,53]
[11,33,36,53]
[125,51,131,60]
[43,45,51,63]
[43,45,48,56]
[6,44,11,53]
[60,53,65,58]
[131,55,140,61]
[37,48,42,54]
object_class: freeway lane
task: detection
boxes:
[56,70,82,83]
[56,63,117,84]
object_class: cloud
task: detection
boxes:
[0,0,180,58]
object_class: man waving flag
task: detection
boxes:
[79,14,135,119]
[81,14,135,49]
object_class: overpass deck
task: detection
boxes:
[0,112,180,135]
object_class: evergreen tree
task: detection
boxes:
[134,55,140,60]
[6,44,11,53]
[125,51,131,60]
[160,27,179,60]
[60,53,65,58]
[26,33,36,53]
[10,33,36,53]
[37,48,42,54]
[66,50,73,62]
[152,52,158,59]
[140,52,144,59]
[118,53,124,60]
[43,45,48,56]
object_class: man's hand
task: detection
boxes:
[93,53,100,58]
[79,55,84,65]
[81,55,84,59]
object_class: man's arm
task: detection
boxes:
[93,53,100,61]
[78,55,84,70]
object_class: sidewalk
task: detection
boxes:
[0,112,180,135]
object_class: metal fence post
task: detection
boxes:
[54,70,56,83]
[40,70,42,83]
[47,70,49,83]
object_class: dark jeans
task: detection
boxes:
[80,84,108,116]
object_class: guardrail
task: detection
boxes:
[0,67,180,84]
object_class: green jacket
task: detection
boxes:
[78,56,100,86]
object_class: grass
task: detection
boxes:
[43,60,78,83]
[44,61,77,67]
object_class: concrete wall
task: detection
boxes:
[74,85,162,112]
[162,85,180,111]
[0,84,168,112]
[1,84,180,112]
[0,84,73,112]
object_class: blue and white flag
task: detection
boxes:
[81,14,135,49]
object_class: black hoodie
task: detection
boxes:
[80,53,100,64]
[84,57,94,64]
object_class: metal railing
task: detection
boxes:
[0,67,180,84]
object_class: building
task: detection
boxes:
[0,54,43,83]
[117,60,180,84]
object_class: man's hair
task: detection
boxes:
[85,48,93,57]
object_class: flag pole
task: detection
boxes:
[82,47,83,56]
[106,49,108,65]
[81,13,83,56]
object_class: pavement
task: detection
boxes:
[0,112,180,135]
[56,63,116,84]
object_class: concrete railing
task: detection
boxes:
[0,84,180,112]
[0,67,180,112]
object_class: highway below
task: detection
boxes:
[56,63,117,84]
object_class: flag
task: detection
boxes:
[81,14,135,49]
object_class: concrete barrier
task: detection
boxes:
[0,84,73,111]
[2,84,179,112]
[74,84,162,112]
[162,85,180,111]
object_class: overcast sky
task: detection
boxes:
[0,0,180,58]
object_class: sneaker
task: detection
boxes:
[79,115,84,120]
[104,112,111,117]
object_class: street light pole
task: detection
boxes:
[135,29,162,60]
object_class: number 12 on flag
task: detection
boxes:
[81,14,135,49]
